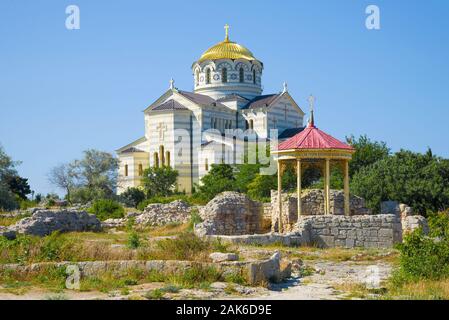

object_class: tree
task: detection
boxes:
[346,135,390,176]
[72,149,119,196]
[0,145,19,210]
[119,187,146,208]
[4,175,31,200]
[49,149,119,204]
[196,164,236,201]
[48,163,75,203]
[234,164,261,193]
[351,149,449,214]
[142,166,179,198]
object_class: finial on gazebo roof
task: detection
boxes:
[307,94,316,127]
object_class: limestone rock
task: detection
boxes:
[195,192,262,236]
[134,200,192,226]
[209,252,239,263]
[7,209,101,237]
[402,215,429,234]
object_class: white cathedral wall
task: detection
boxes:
[267,96,304,136]
[117,152,149,194]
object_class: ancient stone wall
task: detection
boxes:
[296,214,403,248]
[271,189,371,231]
[194,192,263,236]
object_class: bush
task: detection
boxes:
[393,212,449,284]
[127,231,141,249]
[88,199,125,221]
[119,187,145,208]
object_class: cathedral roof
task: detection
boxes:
[120,147,146,153]
[197,25,258,63]
[243,94,280,109]
[178,90,227,107]
[277,122,354,151]
[152,99,188,111]
[216,94,249,102]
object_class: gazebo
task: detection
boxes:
[272,96,355,232]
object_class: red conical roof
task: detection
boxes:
[278,123,354,151]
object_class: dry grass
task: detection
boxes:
[146,223,190,237]
[385,279,449,300]
[0,216,22,227]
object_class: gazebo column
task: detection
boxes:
[277,160,283,233]
[296,159,302,222]
[344,159,350,216]
[325,158,330,215]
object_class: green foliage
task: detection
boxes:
[196,164,236,201]
[127,231,141,249]
[347,134,390,176]
[144,288,165,300]
[141,166,179,198]
[393,212,449,284]
[167,264,221,289]
[119,187,146,208]
[136,194,206,211]
[187,208,203,231]
[4,175,31,200]
[49,149,118,204]
[0,145,19,211]
[88,199,125,221]
[234,164,261,193]
[351,149,449,214]
[0,233,76,264]
[247,174,276,201]
[19,199,38,210]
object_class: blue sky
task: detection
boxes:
[1,0,448,195]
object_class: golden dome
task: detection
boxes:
[198,24,257,62]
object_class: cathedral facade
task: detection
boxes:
[116,26,305,194]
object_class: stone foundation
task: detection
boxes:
[0,253,290,286]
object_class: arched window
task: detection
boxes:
[205,158,209,171]
[154,153,159,168]
[253,70,256,84]
[250,119,254,129]
[138,164,143,176]
[166,151,171,167]
[206,68,211,84]
[195,70,199,86]
[124,164,129,177]
[239,67,244,83]
[222,68,227,83]
[159,145,165,166]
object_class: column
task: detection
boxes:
[296,159,302,222]
[325,158,330,215]
[344,159,350,216]
[277,161,283,233]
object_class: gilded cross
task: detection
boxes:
[157,122,167,141]
[224,24,230,41]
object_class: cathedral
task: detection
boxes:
[117,25,305,194]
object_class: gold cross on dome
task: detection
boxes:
[224,24,230,41]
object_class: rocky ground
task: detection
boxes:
[0,245,396,300]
